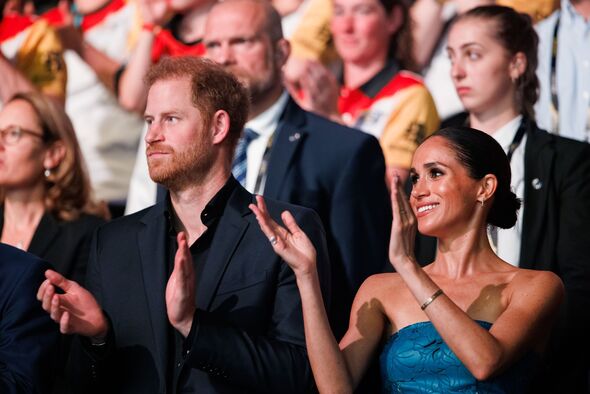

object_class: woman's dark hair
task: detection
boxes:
[456,5,539,119]
[433,126,521,229]
[379,0,416,71]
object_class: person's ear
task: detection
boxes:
[274,38,291,67]
[43,140,66,172]
[386,4,404,35]
[509,52,527,81]
[211,110,231,145]
[477,174,498,205]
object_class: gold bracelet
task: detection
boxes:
[420,289,444,310]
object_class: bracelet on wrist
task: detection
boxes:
[420,288,444,310]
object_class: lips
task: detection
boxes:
[146,145,173,158]
[415,203,439,217]
[456,86,471,95]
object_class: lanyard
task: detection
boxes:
[253,133,275,194]
[549,15,561,131]
[506,118,527,162]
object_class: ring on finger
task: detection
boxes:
[269,236,278,245]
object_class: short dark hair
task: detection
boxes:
[144,56,250,146]
[433,126,521,229]
[456,5,539,119]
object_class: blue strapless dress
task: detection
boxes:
[380,321,537,393]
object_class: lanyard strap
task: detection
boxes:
[253,133,275,194]
[549,15,561,132]
[506,118,527,162]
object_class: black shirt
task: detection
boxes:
[163,176,237,392]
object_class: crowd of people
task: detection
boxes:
[0,0,589,392]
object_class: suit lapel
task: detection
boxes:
[520,123,554,269]
[263,98,308,199]
[137,202,169,385]
[197,185,252,311]
[28,213,60,260]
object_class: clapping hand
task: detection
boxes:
[36,270,108,338]
[249,195,317,277]
[389,175,417,271]
[166,232,196,338]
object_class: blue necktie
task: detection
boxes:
[232,128,259,186]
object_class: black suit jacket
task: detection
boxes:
[0,209,105,283]
[0,243,59,394]
[264,98,392,337]
[70,181,330,393]
[419,115,590,392]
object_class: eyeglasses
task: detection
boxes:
[0,125,45,146]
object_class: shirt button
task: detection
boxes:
[177,362,181,368]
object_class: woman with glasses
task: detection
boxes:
[0,91,109,282]
[0,91,109,392]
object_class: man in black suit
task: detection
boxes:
[0,243,58,394]
[203,0,392,338]
[37,57,330,393]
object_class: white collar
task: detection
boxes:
[489,115,523,153]
[245,91,289,138]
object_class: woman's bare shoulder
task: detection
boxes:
[510,268,564,299]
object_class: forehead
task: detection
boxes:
[0,99,39,128]
[411,136,458,169]
[145,78,195,113]
[448,18,497,49]
[205,2,266,39]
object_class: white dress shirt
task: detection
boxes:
[489,115,526,267]
[243,91,289,193]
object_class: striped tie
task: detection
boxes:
[232,128,259,186]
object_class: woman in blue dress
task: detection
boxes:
[249,8,564,390]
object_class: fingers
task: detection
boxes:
[250,196,280,239]
[60,311,71,335]
[45,269,74,292]
[174,232,194,279]
[281,210,303,236]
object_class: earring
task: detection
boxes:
[479,199,485,206]
[44,168,51,178]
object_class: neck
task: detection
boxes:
[431,227,499,279]
[249,85,284,120]
[178,1,215,42]
[343,54,388,89]
[469,104,520,135]
[1,189,46,249]
[571,0,590,20]
[169,166,229,245]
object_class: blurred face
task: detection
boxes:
[144,77,214,191]
[0,99,47,190]
[409,136,480,238]
[204,2,284,105]
[331,0,399,65]
[447,18,519,116]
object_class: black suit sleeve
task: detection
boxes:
[183,208,330,393]
[332,135,391,290]
[0,258,58,394]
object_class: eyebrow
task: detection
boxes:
[410,161,450,172]
[447,42,483,52]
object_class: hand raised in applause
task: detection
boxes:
[36,270,108,338]
[166,232,196,338]
[388,174,418,271]
[249,195,317,278]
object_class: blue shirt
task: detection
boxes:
[535,0,590,142]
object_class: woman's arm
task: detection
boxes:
[250,196,385,392]
[388,175,564,380]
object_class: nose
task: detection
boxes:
[213,42,236,67]
[450,58,465,82]
[410,176,429,201]
[145,122,164,145]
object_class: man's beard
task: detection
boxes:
[147,141,214,192]
[226,65,278,105]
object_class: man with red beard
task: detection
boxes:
[37,56,330,393]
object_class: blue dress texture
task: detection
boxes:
[380,320,537,393]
